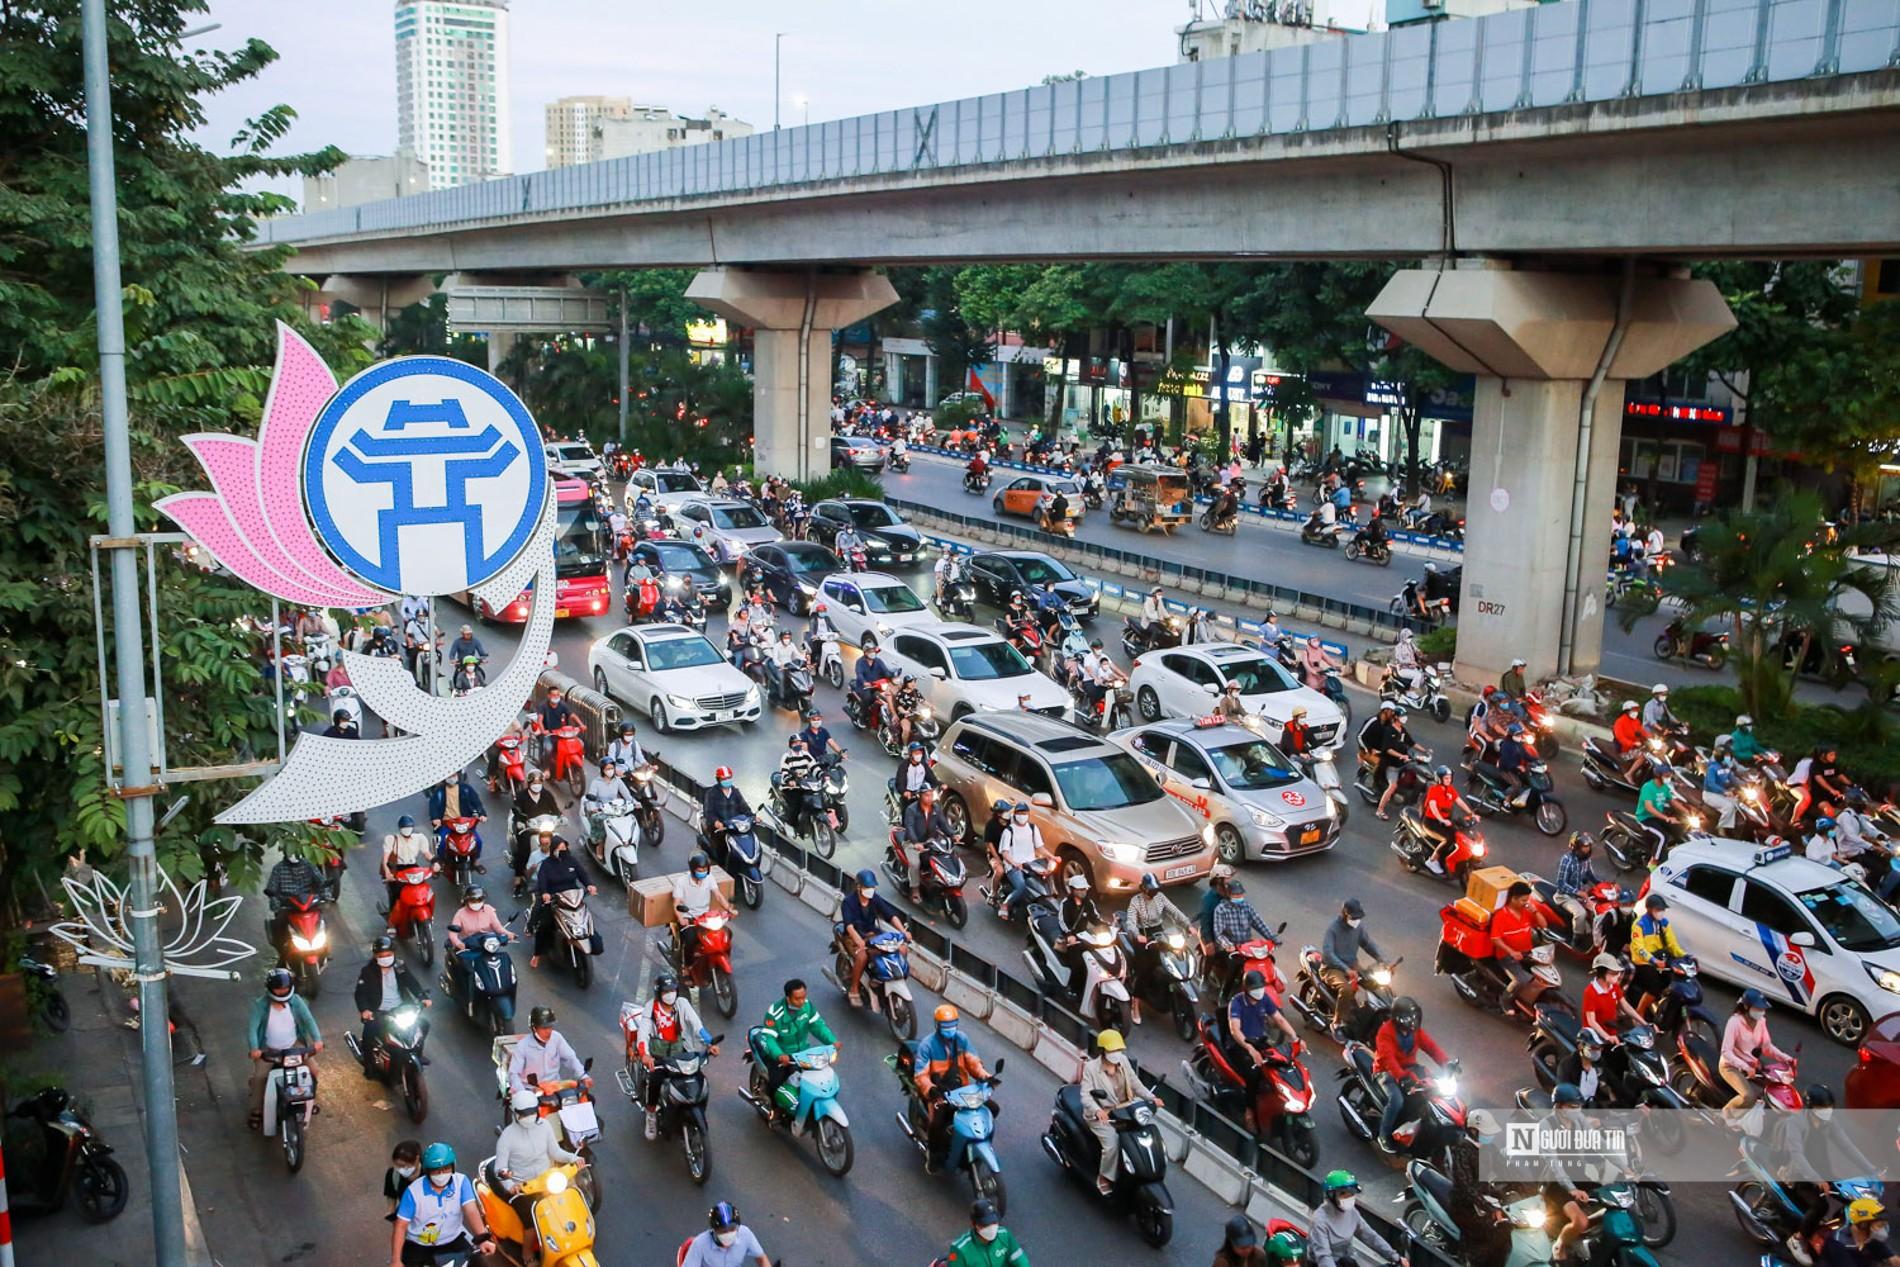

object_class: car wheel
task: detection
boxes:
[1819,994,1871,1046]
[1136,686,1162,721]
[1215,824,1246,865]
[651,699,672,735]
[1056,848,1094,892]
[593,668,612,701]
[941,793,972,846]
[789,590,807,617]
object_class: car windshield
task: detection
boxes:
[643,636,724,672]
[1797,882,1900,952]
[649,542,713,570]
[1221,656,1298,695]
[863,584,925,614]
[786,550,836,575]
[554,502,605,577]
[847,504,900,527]
[1052,752,1167,811]
[711,505,769,531]
[1206,739,1303,790]
[653,471,700,493]
[946,640,1033,681]
[1013,556,1076,586]
[554,445,593,462]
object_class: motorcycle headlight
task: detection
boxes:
[1165,931,1186,951]
[1368,967,1393,987]
[1097,841,1141,863]
[915,705,933,721]
[701,915,728,931]
[1683,814,1702,831]
[290,929,328,952]
[667,693,697,710]
[1249,806,1286,829]
[1864,963,1900,995]
[544,1169,569,1195]
[391,1006,418,1031]
[1435,1075,1459,1097]
[1513,1206,1547,1230]
[1280,1092,1308,1113]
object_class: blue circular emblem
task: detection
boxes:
[302,357,547,597]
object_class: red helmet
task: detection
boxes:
[713,766,734,781]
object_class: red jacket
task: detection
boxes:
[1374,1020,1448,1080]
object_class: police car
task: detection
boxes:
[1649,837,1900,1045]
[1110,717,1341,864]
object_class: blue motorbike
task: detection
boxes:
[890,1045,1007,1214]
[740,1028,855,1177]
[1730,1137,1881,1252]
[701,812,765,910]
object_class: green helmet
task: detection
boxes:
[1323,1168,1360,1195]
[421,1142,455,1171]
[1264,1230,1306,1264]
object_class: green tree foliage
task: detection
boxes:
[0,1,380,906]
[917,267,994,403]
[378,293,487,364]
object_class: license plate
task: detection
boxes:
[1300,827,1323,845]
[712,709,735,722]
[554,607,571,618]
[1165,864,1197,880]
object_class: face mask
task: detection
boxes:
[909,753,923,763]
[660,990,678,1006]
[1815,1107,1835,1123]
[516,1112,535,1125]
[1873,1223,1890,1242]
[975,1226,999,1243]
[428,1170,453,1188]
[399,827,414,839]
[469,901,485,912]
[1337,1196,1357,1213]
[1013,816,1028,828]
[1748,1008,1766,1022]
[1248,987,1267,1002]
[1105,1050,1126,1066]
[714,1231,737,1248]
[1345,917,1361,929]
[939,1023,960,1042]
[692,869,708,881]
[530,782,544,792]
[718,778,732,789]
[859,888,875,901]
[376,955,395,968]
[548,697,562,708]
[395,1165,417,1179]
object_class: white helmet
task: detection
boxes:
[1650,683,1669,696]
[510,1088,538,1114]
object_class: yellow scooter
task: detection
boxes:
[474,1160,599,1267]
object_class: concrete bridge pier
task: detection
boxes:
[686,268,898,480]
[1369,263,1736,687]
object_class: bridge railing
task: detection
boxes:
[261,0,1900,245]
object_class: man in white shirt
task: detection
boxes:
[494,1087,580,1247]
[604,722,648,774]
[507,1006,591,1095]
[990,803,1049,922]
[671,852,735,972]
[933,546,963,604]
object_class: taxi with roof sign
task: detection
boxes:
[1108,716,1341,865]
[1649,836,1900,1045]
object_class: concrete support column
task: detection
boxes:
[486,331,518,376]
[1370,265,1735,686]
[924,355,939,409]
[686,268,898,480]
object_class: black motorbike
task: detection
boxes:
[890,450,911,473]
[763,654,816,713]
[1120,614,1184,660]
[1336,1044,1465,1165]
[345,1003,431,1124]
[1654,618,1730,670]
[702,812,767,909]
[964,469,992,493]
[936,572,977,621]
[3,1087,129,1223]
[1041,1086,1174,1247]
[1344,534,1393,565]
[627,1042,718,1185]
[1465,760,1568,836]
[883,830,969,928]
[1642,954,1725,1107]
[1289,949,1398,1046]
[1119,918,1202,1041]
[1523,1007,1695,1149]
[439,925,519,1036]
[1353,743,1434,810]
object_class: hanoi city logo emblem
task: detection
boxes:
[155,324,558,826]
[303,357,546,597]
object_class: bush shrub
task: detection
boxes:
[1416,626,1456,659]
[1670,684,1900,793]
[790,468,885,503]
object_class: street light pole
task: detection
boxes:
[774,32,784,130]
[80,2,188,1265]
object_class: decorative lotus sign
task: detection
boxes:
[156,323,556,825]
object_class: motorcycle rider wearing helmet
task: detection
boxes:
[682,1200,770,1267]
[1772,1086,1884,1267]
[1213,1214,1271,1267]
[893,738,939,811]
[508,1005,590,1096]
[1309,1170,1407,1267]
[1121,872,1177,1026]
[1552,832,1605,944]
[1139,587,1168,647]
[263,848,330,959]
[1580,953,1642,1044]
[946,1198,1029,1267]
[1373,997,1448,1153]
[495,1086,581,1257]
[323,706,360,739]
[888,671,927,745]
[582,756,635,839]
[1227,968,1301,1108]
[701,766,754,862]
[1212,878,1276,994]
[1538,1085,1598,1262]
[1418,766,1474,876]
[1361,701,1415,822]
[533,687,579,770]
[1701,735,1741,830]
[1320,898,1389,1039]
[1807,816,1848,868]
[1834,788,1884,864]
[528,834,595,969]
[914,1004,994,1172]
[354,934,431,1071]
[246,967,322,1130]
[990,800,1050,922]
[381,814,437,913]
[899,784,954,906]
[427,772,487,862]
[389,1141,496,1267]
[1730,713,1767,762]
[1297,636,1336,694]
[1055,872,1104,977]
[1721,988,1791,1125]
[773,735,823,838]
[1642,682,1679,733]
[510,770,561,881]
[1813,1197,1900,1267]
[759,978,838,1116]
[1612,700,1651,785]
[933,544,964,606]
[853,635,898,727]
[445,883,510,997]
[604,720,649,775]
[1078,1029,1161,1194]
[840,870,910,1005]
[630,973,716,1141]
[1476,722,1533,808]
[671,851,735,972]
[1634,758,1690,861]
[1628,893,1686,1017]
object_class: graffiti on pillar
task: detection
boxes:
[155,322,557,824]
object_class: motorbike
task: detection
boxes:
[19,954,70,1032]
[740,1032,856,1177]
[1401,1159,1555,1264]
[326,682,363,734]
[276,893,333,996]
[473,1160,596,1267]
[534,719,588,796]
[891,1048,1007,1213]
[1336,1042,1465,1163]
[1380,663,1452,724]
[257,1045,319,1173]
[884,830,969,928]
[1655,618,1730,670]
[877,699,941,758]
[541,885,600,989]
[1289,950,1398,1046]
[825,924,917,1040]
[1780,629,1860,686]
[997,615,1044,662]
[1082,680,1135,733]
[963,469,993,493]
[1466,761,1569,837]
[489,733,528,797]
[1041,1086,1175,1247]
[3,1087,129,1223]
[703,812,767,908]
[624,573,661,622]
[513,812,564,898]
[625,761,667,847]
[1436,908,1571,1025]
[934,573,977,622]
[1354,743,1435,811]
[584,799,642,886]
[614,1007,718,1184]
[1120,917,1202,1042]
[344,1003,430,1124]
[1216,929,1290,1008]
[763,654,816,714]
[503,1060,602,1209]
[671,908,738,1018]
[890,450,910,472]
[1198,503,1239,536]
[1024,910,1134,1034]
[1041,609,1092,678]
[1599,799,1706,874]
[1182,1024,1319,1169]
[1729,1135,1881,1253]
[438,815,484,889]
[980,855,1056,924]
[1520,1012,1696,1149]
[1344,533,1394,565]
[1580,733,1677,797]
[841,542,871,573]
[1525,876,1630,959]
[1299,512,1341,548]
[808,629,846,691]
[769,770,840,861]
[1120,614,1183,660]
[387,863,438,969]
[1392,579,1453,628]
[1390,809,1490,886]
[440,925,519,1036]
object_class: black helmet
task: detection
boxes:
[1807,1084,1837,1108]
[689,851,710,872]
[1568,831,1596,854]
[462,884,486,905]
[265,967,295,998]
[1391,996,1421,1029]
[529,1005,556,1030]
[332,708,351,723]
[1242,969,1267,991]
[655,972,680,996]
[371,933,395,955]
[708,1201,741,1232]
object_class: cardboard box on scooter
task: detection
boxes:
[1465,865,1521,912]
[627,866,734,927]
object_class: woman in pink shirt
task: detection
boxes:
[446,884,510,953]
[1719,988,1789,1122]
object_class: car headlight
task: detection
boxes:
[799,582,817,595]
[1097,841,1142,863]
[1249,806,1286,829]
[1865,963,1900,994]
[744,685,760,703]
[1322,796,1338,820]
[290,929,328,952]
[667,693,697,710]
[1201,824,1216,845]
[875,621,893,636]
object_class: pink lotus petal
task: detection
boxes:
[155,493,362,608]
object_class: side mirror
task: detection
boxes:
[994,1057,1007,1074]
[1189,777,1212,791]
[1151,769,1167,785]
[846,604,863,614]
[1030,792,1054,808]
[1201,682,1220,695]
[929,667,948,680]
[1789,931,1816,948]
[583,1056,595,1072]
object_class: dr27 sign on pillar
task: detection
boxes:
[156,326,559,824]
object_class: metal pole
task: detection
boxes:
[774,33,784,131]
[80,2,187,1264]
[617,286,630,446]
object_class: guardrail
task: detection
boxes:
[633,749,1455,1264]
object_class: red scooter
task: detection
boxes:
[534,719,588,795]
[489,734,527,797]
[278,893,331,997]
[1183,1019,1319,1166]
[1215,927,1290,1008]
[673,908,738,1019]
[438,815,483,888]
[387,863,438,968]
[623,575,661,622]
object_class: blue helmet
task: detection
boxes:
[1552,1083,1583,1107]
[1741,988,1772,1011]
[708,1201,741,1232]
[421,1142,456,1171]
[396,814,416,830]
[855,868,877,889]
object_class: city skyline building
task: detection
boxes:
[394,0,512,190]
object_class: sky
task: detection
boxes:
[190,0,1376,201]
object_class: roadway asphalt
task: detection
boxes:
[156,493,1857,1267]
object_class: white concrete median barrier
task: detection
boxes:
[941,969,995,1021]
[1180,1135,1256,1206]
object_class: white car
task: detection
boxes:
[667,498,782,561]
[624,467,705,512]
[586,623,762,734]
[1128,641,1345,750]
[545,441,602,481]
[879,622,1072,722]
[816,573,935,648]
[1650,836,1900,1045]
